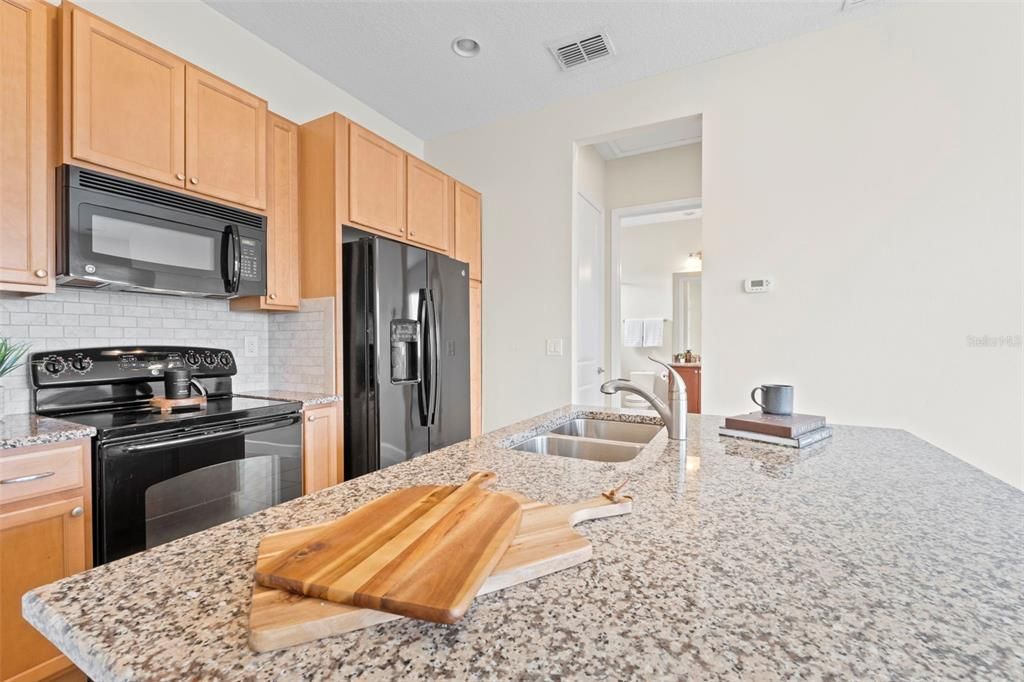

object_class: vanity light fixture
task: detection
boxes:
[451,37,481,58]
[682,252,703,272]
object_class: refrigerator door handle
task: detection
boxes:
[417,290,431,426]
[428,290,441,425]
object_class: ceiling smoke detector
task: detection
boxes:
[549,31,614,71]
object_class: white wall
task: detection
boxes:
[604,144,702,209]
[74,0,423,155]
[426,3,1024,488]
[619,220,702,380]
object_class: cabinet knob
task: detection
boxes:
[269,294,277,300]
[176,173,185,181]
[71,506,84,517]
[34,269,47,278]
[190,177,199,185]
[409,230,416,236]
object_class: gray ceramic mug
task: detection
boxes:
[751,384,794,415]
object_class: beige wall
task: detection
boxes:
[604,144,702,210]
[618,219,702,381]
[426,2,1024,487]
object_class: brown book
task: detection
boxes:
[723,412,826,438]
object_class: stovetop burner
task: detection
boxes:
[31,346,301,441]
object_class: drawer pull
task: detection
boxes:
[307,414,328,422]
[1,471,55,485]
[71,506,84,517]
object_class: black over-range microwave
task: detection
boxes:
[57,165,267,298]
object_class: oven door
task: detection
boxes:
[94,414,302,564]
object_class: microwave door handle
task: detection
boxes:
[228,224,241,293]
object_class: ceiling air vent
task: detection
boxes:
[549,32,614,71]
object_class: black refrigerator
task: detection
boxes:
[342,229,471,479]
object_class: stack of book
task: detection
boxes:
[719,412,832,448]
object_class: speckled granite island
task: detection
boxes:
[22,408,1024,680]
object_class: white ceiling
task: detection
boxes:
[204,1,876,141]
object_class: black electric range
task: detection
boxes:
[31,346,304,564]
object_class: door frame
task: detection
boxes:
[609,198,702,383]
[570,186,607,406]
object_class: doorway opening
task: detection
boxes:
[571,114,703,409]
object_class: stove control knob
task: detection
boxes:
[184,350,201,367]
[217,352,232,367]
[202,351,217,367]
[43,356,67,376]
[70,356,93,373]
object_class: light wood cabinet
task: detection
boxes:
[454,182,482,281]
[406,157,451,254]
[232,113,299,312]
[302,404,341,494]
[348,123,405,238]
[63,5,267,210]
[68,6,186,188]
[469,280,483,437]
[185,65,267,209]
[1,0,55,294]
[0,439,91,682]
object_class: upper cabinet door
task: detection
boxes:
[406,157,451,254]
[1,0,52,292]
[265,113,300,309]
[454,182,482,281]
[71,8,186,187]
[185,66,267,209]
[348,123,405,237]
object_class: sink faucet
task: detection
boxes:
[600,357,687,440]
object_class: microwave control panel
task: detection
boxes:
[240,238,261,280]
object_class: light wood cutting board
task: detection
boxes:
[253,472,522,624]
[248,490,633,652]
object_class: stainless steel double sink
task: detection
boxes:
[510,418,662,463]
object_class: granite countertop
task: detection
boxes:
[22,407,1024,680]
[239,390,342,407]
[0,414,96,449]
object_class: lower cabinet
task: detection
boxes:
[671,365,702,414]
[302,403,341,493]
[0,439,91,682]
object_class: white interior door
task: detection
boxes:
[573,192,606,405]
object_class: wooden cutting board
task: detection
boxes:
[253,472,522,624]
[248,489,633,652]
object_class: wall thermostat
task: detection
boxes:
[743,278,773,293]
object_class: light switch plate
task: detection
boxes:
[545,338,564,356]
[244,336,259,357]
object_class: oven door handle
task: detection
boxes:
[118,414,301,453]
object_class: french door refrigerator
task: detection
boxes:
[342,230,471,479]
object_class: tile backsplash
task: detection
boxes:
[267,297,336,395]
[0,288,271,414]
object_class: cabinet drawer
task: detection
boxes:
[0,441,87,505]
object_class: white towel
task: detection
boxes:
[623,319,644,347]
[642,318,664,347]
